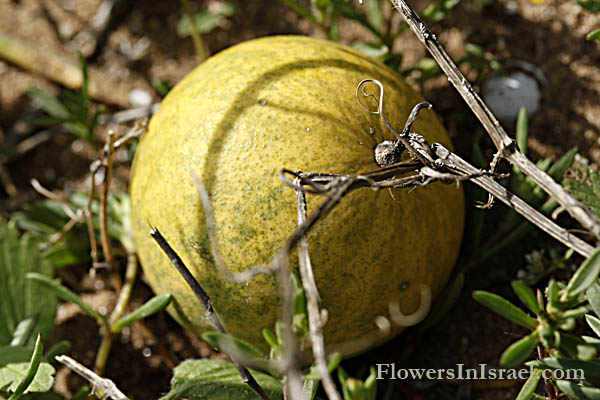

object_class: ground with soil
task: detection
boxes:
[0,0,599,399]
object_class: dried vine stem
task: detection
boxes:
[149,228,271,400]
[191,175,304,400]
[295,182,342,400]
[56,355,128,400]
[389,0,600,241]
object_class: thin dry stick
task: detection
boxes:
[86,160,102,266]
[295,183,342,400]
[149,228,271,400]
[99,131,117,270]
[191,176,303,400]
[389,0,600,241]
[432,144,596,258]
[94,253,138,375]
[56,355,128,400]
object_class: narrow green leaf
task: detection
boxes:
[557,332,597,360]
[562,248,600,301]
[473,291,538,329]
[44,341,71,363]
[352,42,389,59]
[548,147,578,182]
[262,328,278,349]
[200,332,272,372]
[512,281,540,316]
[9,318,36,348]
[302,378,319,400]
[577,0,600,13]
[302,353,342,380]
[0,347,34,367]
[516,369,542,400]
[70,385,92,400]
[25,89,70,120]
[516,107,528,155]
[112,294,172,333]
[159,359,283,400]
[555,380,600,399]
[587,283,600,318]
[587,314,600,338]
[528,357,600,380]
[26,273,105,325]
[365,0,384,33]
[500,331,539,368]
[6,334,53,399]
[0,223,57,346]
[587,29,600,41]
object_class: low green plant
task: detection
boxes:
[26,55,105,143]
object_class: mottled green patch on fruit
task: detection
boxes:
[130,36,464,356]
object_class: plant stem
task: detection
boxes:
[389,0,600,242]
[295,184,342,400]
[94,253,138,374]
[180,0,209,61]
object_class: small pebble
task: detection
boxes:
[482,71,541,126]
[128,89,152,108]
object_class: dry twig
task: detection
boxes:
[389,0,600,241]
[56,355,128,400]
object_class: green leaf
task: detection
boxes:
[43,341,71,363]
[548,147,578,182]
[3,334,53,399]
[112,294,172,333]
[26,273,105,325]
[365,0,384,34]
[587,28,600,41]
[9,319,36,348]
[25,89,70,120]
[516,369,542,400]
[302,353,342,380]
[587,283,600,318]
[0,223,57,346]
[587,315,600,338]
[0,347,34,367]
[565,162,600,218]
[562,248,600,301]
[577,0,600,13]
[177,2,238,36]
[555,380,600,400]
[557,332,597,360]
[512,281,540,316]
[159,359,283,400]
[472,291,538,330]
[352,42,389,59]
[500,331,539,368]
[516,107,528,155]
[528,357,600,381]
[302,378,319,400]
[200,332,272,373]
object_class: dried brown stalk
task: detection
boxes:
[389,0,600,241]
[0,33,129,107]
[295,183,342,400]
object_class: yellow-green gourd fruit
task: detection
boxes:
[130,35,464,356]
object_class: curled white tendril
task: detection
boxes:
[356,79,385,115]
[388,284,432,327]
